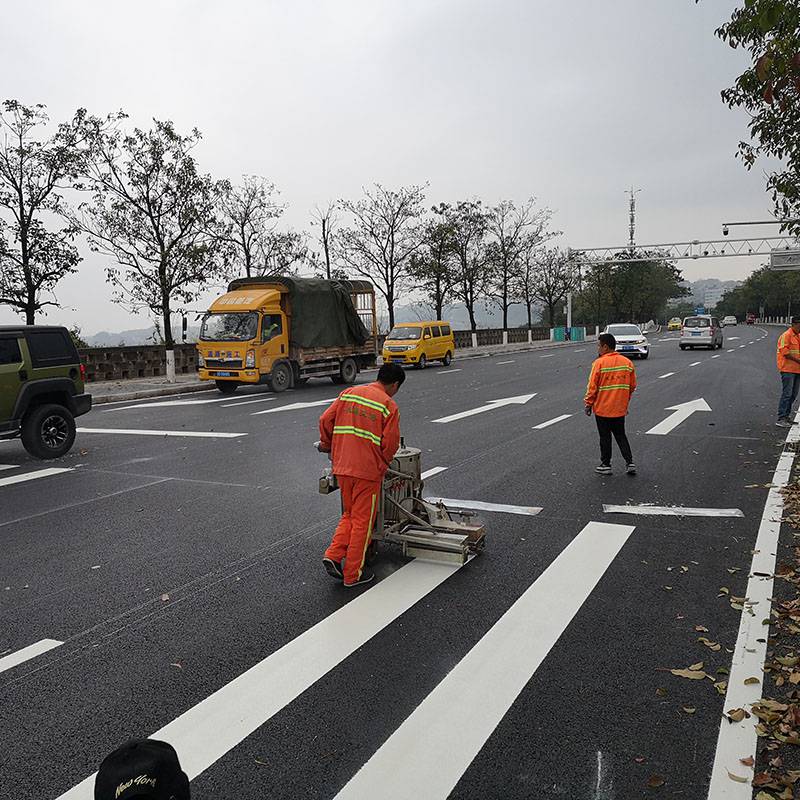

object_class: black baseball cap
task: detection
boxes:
[95,739,190,800]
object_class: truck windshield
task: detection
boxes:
[200,312,258,341]
[387,327,422,341]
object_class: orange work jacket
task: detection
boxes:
[584,352,637,418]
[777,328,800,374]
[319,382,401,481]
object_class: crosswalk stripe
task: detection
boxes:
[0,639,63,674]
[420,467,448,480]
[424,497,541,516]
[532,413,572,430]
[0,467,72,488]
[335,521,635,800]
[56,560,464,799]
[76,428,246,439]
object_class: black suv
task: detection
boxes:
[0,326,92,459]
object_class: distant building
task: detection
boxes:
[703,287,725,309]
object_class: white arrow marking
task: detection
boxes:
[0,639,63,673]
[645,398,711,436]
[252,398,336,416]
[432,393,537,424]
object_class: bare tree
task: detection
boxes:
[215,175,283,278]
[486,198,554,331]
[310,201,338,280]
[337,183,426,327]
[513,235,540,329]
[449,200,490,334]
[78,118,222,382]
[0,101,90,324]
[408,203,457,320]
[530,247,576,326]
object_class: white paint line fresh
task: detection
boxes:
[712,355,721,359]
[57,560,463,800]
[424,497,542,516]
[0,639,62,674]
[532,414,573,430]
[727,336,740,340]
[420,467,448,480]
[707,419,800,797]
[574,348,586,352]
[0,467,72,488]
[104,396,239,412]
[0,464,16,471]
[220,397,276,407]
[540,354,555,358]
[437,369,462,374]
[603,504,743,518]
[432,394,536,424]
[496,360,515,365]
[646,398,711,436]
[334,521,635,800]
[727,348,736,352]
[76,428,246,439]
[252,398,336,416]
[658,372,675,379]
[689,361,701,367]
[738,344,746,348]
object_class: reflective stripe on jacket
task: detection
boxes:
[584,352,637,417]
[319,382,401,481]
[777,328,800,374]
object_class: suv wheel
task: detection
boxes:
[21,403,76,460]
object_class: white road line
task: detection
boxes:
[540,354,555,358]
[103,396,238,412]
[432,394,536,424]
[727,336,741,340]
[0,639,62,674]
[711,354,721,359]
[496,360,515,365]
[437,369,462,374]
[335,521,635,800]
[252,398,336,416]
[424,497,542,516]
[689,361,701,367]
[0,464,16,471]
[574,348,586,352]
[420,466,448,480]
[727,348,736,352]
[707,417,800,796]
[220,397,276,407]
[532,414,573,430]
[0,467,73,488]
[658,372,675,379]
[738,344,746,348]
[76,428,246,439]
[57,560,464,800]
[603,504,743,518]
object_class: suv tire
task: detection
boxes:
[21,403,76,460]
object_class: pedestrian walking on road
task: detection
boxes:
[584,333,637,475]
[776,317,800,428]
[318,363,404,587]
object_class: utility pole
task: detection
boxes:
[627,187,642,251]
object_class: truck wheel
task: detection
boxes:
[442,351,452,366]
[21,403,76,460]
[339,358,358,385]
[215,380,238,394]
[271,362,292,393]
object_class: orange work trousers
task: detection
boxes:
[324,476,381,585]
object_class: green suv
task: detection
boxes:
[0,326,92,459]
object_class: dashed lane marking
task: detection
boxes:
[738,344,746,349]
[0,467,73,488]
[103,396,241,412]
[727,336,741,340]
[658,372,675,379]
[0,639,63,674]
[712,355,721,359]
[57,560,464,799]
[420,467,448,480]
[0,464,16,471]
[727,349,736,352]
[424,497,542,516]
[76,428,246,439]
[540,354,555,358]
[603,504,743,518]
[334,521,636,800]
[252,398,336,416]
[220,397,276,407]
[437,369,462,374]
[689,362,701,367]
[496,360,515,365]
[532,414,573,430]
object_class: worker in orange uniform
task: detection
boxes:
[318,363,405,587]
[776,316,800,428]
[584,332,637,476]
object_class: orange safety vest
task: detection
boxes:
[319,382,401,481]
[777,328,800,374]
[584,352,637,417]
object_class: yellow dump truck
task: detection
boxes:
[197,276,378,394]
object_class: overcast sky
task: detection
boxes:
[0,0,778,334]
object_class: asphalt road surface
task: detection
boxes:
[0,327,792,799]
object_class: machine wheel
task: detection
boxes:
[271,362,292,393]
[442,351,452,366]
[679,345,686,351]
[215,380,238,394]
[339,358,358,385]
[417,354,427,370]
[21,403,76,460]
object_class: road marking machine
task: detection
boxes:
[318,441,486,565]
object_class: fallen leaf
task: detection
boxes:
[790,672,800,685]
[671,668,707,680]
[739,756,755,767]
[695,625,709,632]
[655,687,667,697]
[690,661,705,671]
[160,594,170,602]
[776,655,800,667]
[682,706,696,714]
[664,586,673,591]
[719,587,730,596]
[634,756,647,764]
[726,708,749,722]
[646,774,665,788]
[698,637,722,651]
[744,676,761,685]
[169,662,182,670]
[727,770,749,783]
[714,681,728,695]
[91,565,101,570]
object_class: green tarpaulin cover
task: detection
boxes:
[227,276,371,349]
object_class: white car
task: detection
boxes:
[722,315,737,326]
[604,324,649,359]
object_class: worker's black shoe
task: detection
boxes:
[595,465,612,476]
[323,558,344,580]
[626,463,637,475]
[344,572,375,588]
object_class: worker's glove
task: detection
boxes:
[314,440,331,453]
[584,406,592,417]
